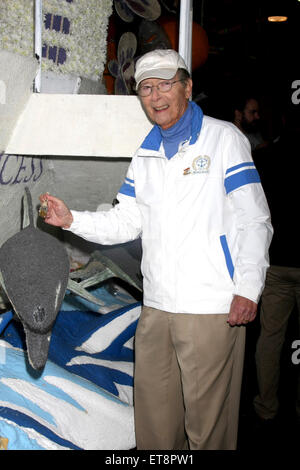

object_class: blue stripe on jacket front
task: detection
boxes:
[220,235,234,279]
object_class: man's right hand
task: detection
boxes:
[39,193,74,229]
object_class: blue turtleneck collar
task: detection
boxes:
[160,101,193,159]
[140,101,204,156]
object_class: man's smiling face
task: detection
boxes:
[139,74,192,130]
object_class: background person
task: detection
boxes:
[253,107,300,428]
[233,94,267,152]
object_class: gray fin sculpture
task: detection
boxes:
[0,187,70,370]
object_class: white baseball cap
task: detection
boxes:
[134,49,189,89]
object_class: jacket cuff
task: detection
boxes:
[62,210,81,231]
[233,284,262,304]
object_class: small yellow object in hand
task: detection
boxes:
[39,198,48,219]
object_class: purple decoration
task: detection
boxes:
[48,45,58,62]
[42,9,70,66]
[44,13,70,35]
[52,15,62,32]
[42,43,67,65]
[58,48,67,65]
[63,17,70,34]
[44,13,52,29]
[42,43,48,59]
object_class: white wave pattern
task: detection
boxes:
[1,375,135,450]
[65,356,134,405]
[114,383,134,406]
[66,356,133,376]
[75,305,140,354]
[0,417,69,450]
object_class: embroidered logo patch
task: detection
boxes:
[183,155,211,175]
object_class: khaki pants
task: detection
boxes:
[134,306,246,450]
[254,265,300,419]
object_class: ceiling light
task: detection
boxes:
[268,16,288,22]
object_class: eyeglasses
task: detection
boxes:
[137,79,185,97]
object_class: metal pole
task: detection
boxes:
[201,0,205,28]
[34,0,42,92]
[178,0,193,74]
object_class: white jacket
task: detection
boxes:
[68,102,273,314]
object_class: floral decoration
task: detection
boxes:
[0,0,113,81]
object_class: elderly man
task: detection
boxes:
[40,49,272,450]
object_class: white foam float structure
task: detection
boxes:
[4,0,193,159]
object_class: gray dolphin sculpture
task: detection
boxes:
[0,187,70,370]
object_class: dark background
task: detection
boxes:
[191,0,299,133]
[192,0,300,451]
[112,0,299,139]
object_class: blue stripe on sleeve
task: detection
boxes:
[125,177,134,184]
[118,181,136,198]
[220,235,234,279]
[226,161,255,175]
[224,168,261,194]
